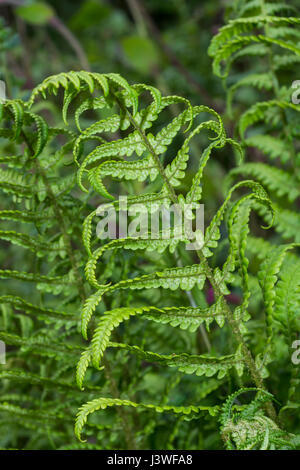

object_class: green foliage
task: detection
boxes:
[16,3,54,26]
[209,0,300,243]
[209,0,300,447]
[220,388,298,449]
[0,0,300,451]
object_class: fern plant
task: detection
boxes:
[0,82,105,449]
[209,0,300,435]
[0,69,299,449]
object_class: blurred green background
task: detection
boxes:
[0,0,224,105]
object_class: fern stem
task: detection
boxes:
[36,153,141,447]
[15,125,86,304]
[35,158,140,446]
[115,95,178,205]
[35,161,86,303]
[20,127,141,445]
[102,355,138,449]
[119,103,276,420]
[197,251,277,421]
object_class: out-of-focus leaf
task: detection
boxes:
[122,35,160,74]
[16,3,54,25]
[69,0,110,31]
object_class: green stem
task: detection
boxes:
[103,355,138,449]
[22,128,139,445]
[37,162,86,303]
[118,100,276,420]
[20,128,86,303]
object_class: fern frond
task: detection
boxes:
[75,397,219,442]
[239,100,300,138]
[227,163,300,202]
[0,269,69,285]
[227,73,273,116]
[258,244,297,342]
[0,295,76,322]
[274,260,300,343]
[212,35,300,78]
[244,135,291,163]
[89,299,225,368]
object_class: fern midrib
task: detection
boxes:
[19,123,142,446]
[16,125,86,303]
[115,94,277,420]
